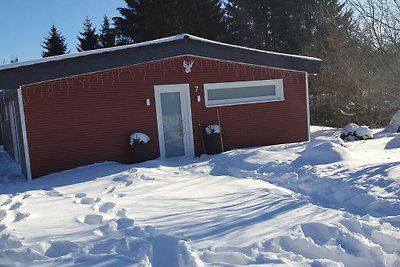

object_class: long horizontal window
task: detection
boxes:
[204,79,284,107]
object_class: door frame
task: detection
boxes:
[154,84,194,159]
[8,100,20,165]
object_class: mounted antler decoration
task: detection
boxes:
[183,60,194,73]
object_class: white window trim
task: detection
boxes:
[18,87,32,181]
[204,79,284,107]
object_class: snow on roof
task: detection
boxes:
[187,34,322,62]
[0,34,185,72]
[0,34,321,72]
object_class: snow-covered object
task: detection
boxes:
[331,137,347,147]
[129,132,150,145]
[205,124,221,135]
[292,141,351,166]
[343,123,359,134]
[341,123,373,141]
[385,110,400,133]
[355,125,373,140]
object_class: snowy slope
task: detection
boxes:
[0,126,399,266]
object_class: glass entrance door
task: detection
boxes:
[154,84,194,159]
[160,92,185,158]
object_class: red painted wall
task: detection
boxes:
[22,56,308,178]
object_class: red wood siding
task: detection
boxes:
[22,56,308,178]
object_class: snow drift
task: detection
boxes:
[0,126,399,266]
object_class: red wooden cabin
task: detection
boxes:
[0,34,321,179]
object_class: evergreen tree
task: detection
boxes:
[224,0,359,127]
[113,0,227,43]
[179,0,227,40]
[41,25,69,57]
[77,17,100,52]
[224,0,258,47]
[10,56,18,63]
[99,15,116,48]
[226,0,353,54]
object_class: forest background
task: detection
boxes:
[18,0,400,127]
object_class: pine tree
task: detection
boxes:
[41,25,69,57]
[178,0,227,40]
[113,0,227,43]
[225,0,269,49]
[77,17,100,52]
[99,15,116,48]
[10,56,18,63]
[224,0,257,47]
[225,0,353,54]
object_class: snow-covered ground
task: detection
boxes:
[0,126,399,266]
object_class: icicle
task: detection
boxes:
[117,69,121,82]
[100,73,104,91]
[40,85,45,99]
[143,65,147,81]
[48,84,53,97]
[81,77,85,90]
[66,79,70,95]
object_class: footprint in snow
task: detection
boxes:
[45,240,79,258]
[45,190,63,197]
[21,193,31,200]
[114,193,127,198]
[116,208,127,218]
[89,242,114,255]
[112,174,134,186]
[137,173,155,181]
[75,193,87,198]
[0,210,7,222]
[72,193,100,205]
[9,202,23,210]
[116,217,134,230]
[0,233,23,249]
[80,197,100,205]
[98,202,116,213]
[77,214,103,225]
[1,199,12,207]
[102,186,116,194]
[14,212,30,222]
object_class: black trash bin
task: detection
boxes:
[131,143,149,163]
[204,124,223,155]
[204,133,222,155]
[130,132,150,163]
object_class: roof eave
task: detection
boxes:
[0,34,322,89]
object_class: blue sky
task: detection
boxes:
[0,0,126,63]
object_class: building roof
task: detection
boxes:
[0,34,321,90]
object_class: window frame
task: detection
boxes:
[204,79,284,107]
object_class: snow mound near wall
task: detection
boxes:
[292,141,351,166]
